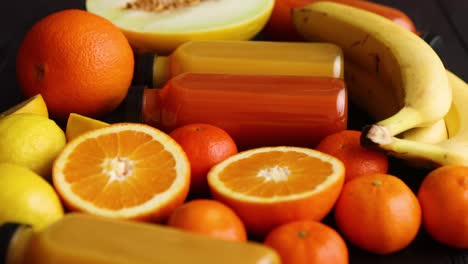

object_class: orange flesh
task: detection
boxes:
[218,151,333,197]
[63,131,177,210]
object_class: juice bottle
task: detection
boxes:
[264,0,418,41]
[133,73,347,149]
[1,213,280,264]
[132,40,344,88]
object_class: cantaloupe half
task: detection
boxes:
[86,0,274,54]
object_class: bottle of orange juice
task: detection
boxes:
[126,73,347,150]
[1,213,280,264]
[133,40,344,88]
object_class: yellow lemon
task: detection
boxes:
[65,113,109,142]
[0,113,66,179]
[0,94,48,118]
[0,163,64,230]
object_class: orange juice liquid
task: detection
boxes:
[3,213,280,264]
[143,73,347,149]
[151,40,343,87]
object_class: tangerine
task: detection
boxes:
[334,173,421,254]
[417,165,468,249]
[169,123,238,195]
[167,199,247,242]
[316,130,388,182]
[264,220,348,264]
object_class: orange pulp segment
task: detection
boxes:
[208,146,345,238]
[53,123,190,222]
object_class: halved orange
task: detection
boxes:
[53,123,190,222]
[208,146,345,238]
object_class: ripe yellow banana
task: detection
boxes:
[361,70,468,168]
[292,2,451,140]
[345,61,448,144]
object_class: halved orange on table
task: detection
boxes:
[208,146,345,238]
[53,123,190,222]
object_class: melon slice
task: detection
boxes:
[86,0,274,54]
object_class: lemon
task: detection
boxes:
[0,163,64,230]
[0,94,48,118]
[0,113,66,179]
[65,113,109,141]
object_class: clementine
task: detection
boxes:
[316,130,388,182]
[167,199,247,242]
[169,123,238,195]
[16,9,134,120]
[264,220,348,264]
[417,165,468,249]
[208,146,345,238]
[53,123,190,222]
[334,173,421,254]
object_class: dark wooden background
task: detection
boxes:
[1,1,467,263]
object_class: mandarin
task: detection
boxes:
[316,130,388,182]
[334,173,421,254]
[417,165,468,249]
[167,199,247,242]
[264,220,348,264]
[169,123,238,196]
[208,146,345,238]
[16,9,134,120]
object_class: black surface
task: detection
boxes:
[1,1,467,263]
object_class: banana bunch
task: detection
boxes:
[344,61,448,144]
[358,71,468,168]
[291,1,468,168]
[292,1,451,142]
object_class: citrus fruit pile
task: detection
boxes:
[1,4,467,264]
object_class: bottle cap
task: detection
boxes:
[0,223,22,264]
[102,85,145,124]
[421,31,444,55]
[132,53,155,88]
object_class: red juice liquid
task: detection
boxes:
[143,73,347,149]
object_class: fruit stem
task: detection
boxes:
[298,230,308,238]
[372,180,382,186]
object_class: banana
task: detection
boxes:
[344,61,448,144]
[361,70,468,168]
[292,2,451,141]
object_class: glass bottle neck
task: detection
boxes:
[2,225,34,264]
[142,88,162,128]
[152,56,170,88]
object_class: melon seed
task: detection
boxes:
[125,0,206,12]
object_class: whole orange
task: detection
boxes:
[167,199,247,242]
[16,9,134,120]
[417,165,468,249]
[334,173,421,254]
[316,130,388,182]
[169,123,238,195]
[264,220,348,264]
